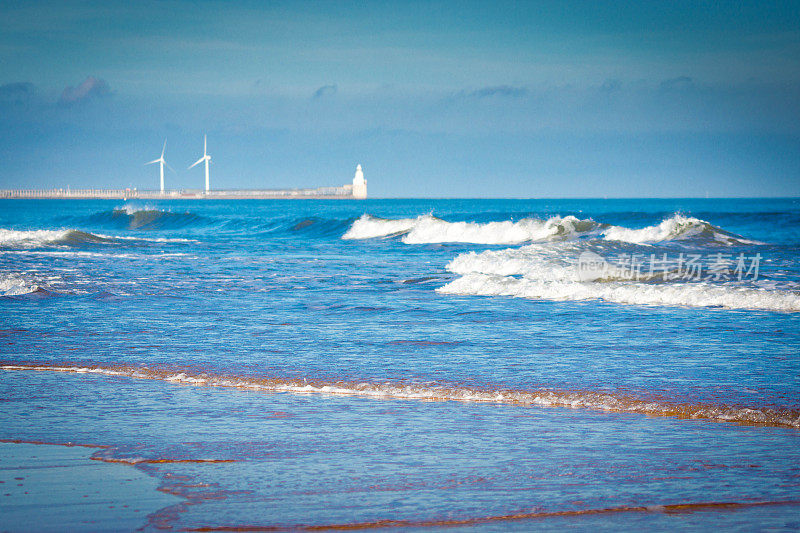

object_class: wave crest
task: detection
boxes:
[0,227,193,249]
[86,207,206,230]
[342,214,419,240]
[343,214,601,244]
[603,214,758,245]
[0,228,114,248]
[343,214,756,246]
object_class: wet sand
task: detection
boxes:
[0,441,181,532]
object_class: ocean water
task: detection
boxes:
[1,198,799,530]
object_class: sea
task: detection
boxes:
[1,198,799,531]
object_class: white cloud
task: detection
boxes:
[59,76,110,106]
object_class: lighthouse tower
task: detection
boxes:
[352,164,367,199]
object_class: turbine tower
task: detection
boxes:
[189,135,211,193]
[145,139,170,193]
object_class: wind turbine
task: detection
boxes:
[189,135,211,193]
[145,139,172,193]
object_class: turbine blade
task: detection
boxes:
[145,158,161,165]
[204,135,207,156]
[165,161,176,173]
[189,157,205,169]
[161,139,167,158]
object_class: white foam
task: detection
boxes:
[0,229,76,248]
[0,227,195,248]
[602,214,759,245]
[0,272,42,296]
[116,205,156,215]
[343,213,756,246]
[0,250,192,259]
[342,214,419,240]
[446,245,576,280]
[402,215,596,244]
[438,272,800,312]
[441,237,798,312]
[343,214,599,244]
[165,372,208,384]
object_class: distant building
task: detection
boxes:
[0,163,369,200]
[352,164,367,199]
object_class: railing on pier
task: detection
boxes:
[0,184,357,199]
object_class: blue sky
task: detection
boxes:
[1,0,798,197]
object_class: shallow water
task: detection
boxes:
[0,441,179,531]
[1,198,799,530]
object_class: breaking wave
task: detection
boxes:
[439,273,800,312]
[3,363,799,428]
[343,214,600,244]
[346,212,786,311]
[0,272,47,296]
[0,227,194,249]
[85,207,207,230]
[343,214,757,246]
[343,214,420,240]
[0,228,114,248]
[603,214,759,245]
[441,245,800,312]
[258,216,355,239]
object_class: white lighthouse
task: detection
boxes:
[352,164,367,199]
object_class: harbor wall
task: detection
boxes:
[0,184,360,200]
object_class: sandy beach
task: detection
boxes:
[0,441,180,531]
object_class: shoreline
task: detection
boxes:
[0,441,182,531]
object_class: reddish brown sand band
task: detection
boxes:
[91,457,238,465]
[182,500,800,531]
[2,362,799,429]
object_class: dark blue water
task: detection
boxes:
[1,198,799,530]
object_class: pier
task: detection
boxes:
[0,184,361,200]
